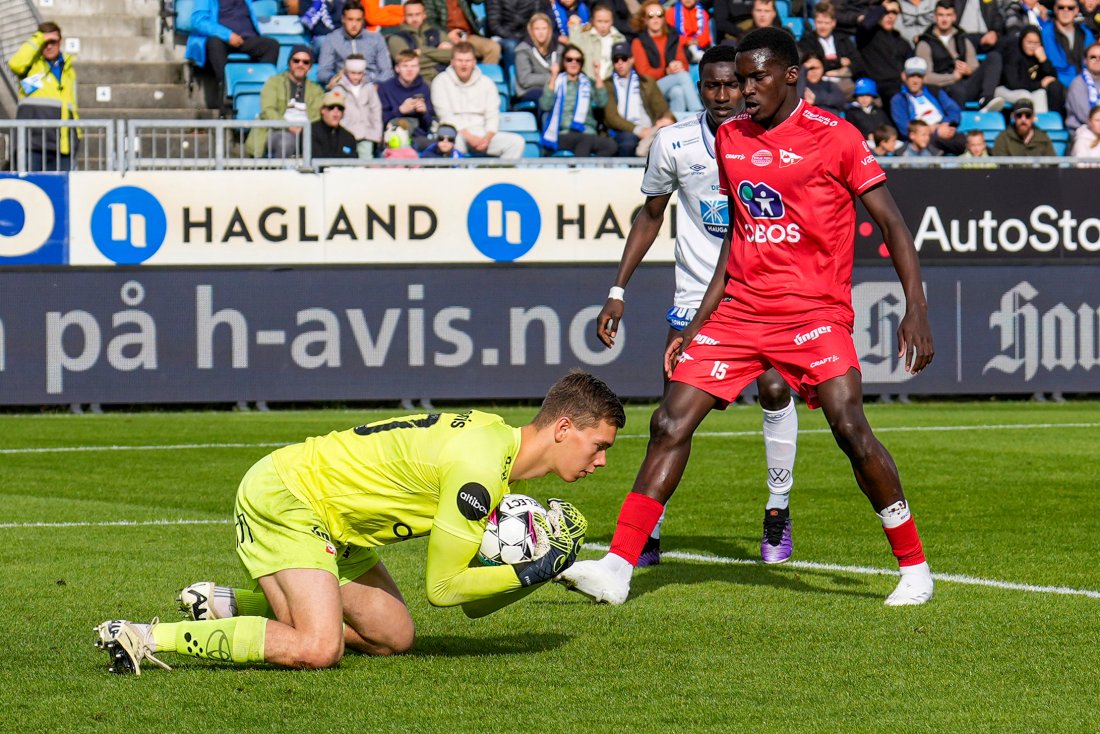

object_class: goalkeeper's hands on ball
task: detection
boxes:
[513,499,587,587]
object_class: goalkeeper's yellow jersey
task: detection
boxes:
[270,410,523,550]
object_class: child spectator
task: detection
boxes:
[420,122,465,157]
[847,78,891,139]
[902,118,939,155]
[872,123,907,155]
[961,129,991,156]
[334,54,383,157]
[382,118,421,158]
[665,0,712,64]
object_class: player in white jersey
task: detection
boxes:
[594,45,799,567]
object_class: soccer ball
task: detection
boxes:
[478,494,548,566]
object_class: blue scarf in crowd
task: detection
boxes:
[673,3,705,41]
[1083,66,1100,107]
[616,69,640,121]
[551,0,590,36]
[541,72,592,150]
[302,0,337,32]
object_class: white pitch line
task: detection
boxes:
[586,544,1100,600]
[1,421,1098,454]
[0,518,230,529]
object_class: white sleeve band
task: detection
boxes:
[608,286,625,301]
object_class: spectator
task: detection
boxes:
[1066,41,1100,128]
[360,0,406,31]
[420,122,466,157]
[890,55,967,153]
[997,25,1067,114]
[799,1,866,99]
[953,0,1004,53]
[960,128,991,156]
[992,97,1058,153]
[846,77,891,138]
[318,1,394,87]
[800,52,847,114]
[632,0,703,117]
[571,4,626,81]
[1042,0,1097,87]
[602,41,676,156]
[1083,0,1100,36]
[246,45,325,158]
[665,0,713,64]
[8,22,79,171]
[902,118,939,155]
[746,0,785,39]
[835,0,879,37]
[914,0,1004,111]
[381,118,422,158]
[713,0,755,44]
[423,0,502,64]
[431,42,525,157]
[550,0,591,45]
[300,0,345,53]
[897,0,937,44]
[312,90,359,157]
[386,0,452,83]
[334,54,383,157]
[539,44,617,155]
[184,0,280,107]
[1004,0,1050,40]
[1070,104,1100,155]
[515,14,563,109]
[486,0,543,76]
[857,0,913,105]
[871,122,907,155]
[378,50,435,148]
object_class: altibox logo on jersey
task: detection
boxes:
[467,183,541,261]
[90,186,167,264]
[737,181,785,219]
[0,175,67,265]
[699,199,729,237]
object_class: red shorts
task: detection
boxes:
[670,313,860,409]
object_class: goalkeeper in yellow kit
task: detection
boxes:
[94,371,624,674]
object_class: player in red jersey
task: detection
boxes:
[558,26,935,606]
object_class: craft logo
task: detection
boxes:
[738,181,785,219]
[467,183,540,261]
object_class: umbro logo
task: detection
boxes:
[779,149,803,167]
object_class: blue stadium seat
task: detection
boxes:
[252,0,279,20]
[500,111,540,143]
[690,63,700,85]
[268,33,309,47]
[234,92,262,121]
[510,75,537,111]
[471,1,488,34]
[175,0,195,34]
[1036,111,1065,130]
[784,17,804,39]
[225,62,277,101]
[1052,140,1067,155]
[959,110,1005,133]
[258,15,305,35]
[523,142,543,157]
[775,0,791,19]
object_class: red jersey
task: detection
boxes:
[715,101,886,330]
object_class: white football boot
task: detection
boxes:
[555,555,633,605]
[93,618,172,675]
[884,561,935,606]
[177,581,236,620]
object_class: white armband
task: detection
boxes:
[608,286,625,301]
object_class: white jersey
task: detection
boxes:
[640,112,727,309]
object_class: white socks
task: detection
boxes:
[763,398,797,508]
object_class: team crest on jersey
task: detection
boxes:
[699,199,729,236]
[751,150,773,166]
[779,149,803,167]
[737,181,785,219]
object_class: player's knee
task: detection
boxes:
[375,624,415,656]
[648,405,691,447]
[756,376,791,411]
[294,637,345,669]
[829,416,874,459]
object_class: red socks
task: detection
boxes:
[608,492,665,566]
[883,516,926,567]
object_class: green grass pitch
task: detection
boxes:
[1,401,1098,732]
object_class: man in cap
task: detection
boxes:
[246,45,325,158]
[992,98,1057,155]
[312,90,359,158]
[889,55,965,154]
[601,41,677,157]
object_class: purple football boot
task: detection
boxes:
[636,535,661,567]
[761,507,792,564]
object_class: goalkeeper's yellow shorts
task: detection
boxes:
[232,454,380,586]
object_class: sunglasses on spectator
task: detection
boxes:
[43,39,61,46]
[291,57,312,65]
[1089,54,1100,60]
[564,56,583,62]
[1013,110,1034,118]
[646,11,664,17]
[1055,4,1076,9]
[883,8,899,15]
[438,135,456,142]
[613,55,630,62]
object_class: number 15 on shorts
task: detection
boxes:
[710,362,729,380]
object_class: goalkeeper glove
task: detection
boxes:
[513,499,587,588]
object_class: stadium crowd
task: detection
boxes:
[8,0,1100,161]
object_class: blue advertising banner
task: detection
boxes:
[0,264,1096,405]
[0,174,68,265]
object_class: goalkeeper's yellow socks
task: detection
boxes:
[231,588,274,618]
[150,617,267,663]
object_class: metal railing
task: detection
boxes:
[1,118,1097,173]
[0,0,43,113]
